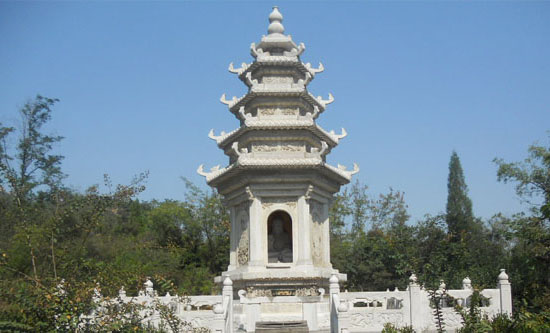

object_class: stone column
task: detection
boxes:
[228,206,237,270]
[248,197,263,268]
[296,195,313,267]
[498,269,512,315]
[323,200,331,265]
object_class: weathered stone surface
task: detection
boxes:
[256,320,309,333]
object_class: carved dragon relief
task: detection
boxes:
[250,43,264,59]
[208,129,230,144]
[220,93,242,109]
[304,62,324,76]
[304,106,320,119]
[196,164,226,181]
[283,43,305,57]
[329,128,347,142]
[244,72,259,87]
[337,163,360,177]
[231,142,249,159]
[311,141,328,158]
[228,62,250,75]
[238,106,253,121]
[236,209,249,266]
[316,93,334,107]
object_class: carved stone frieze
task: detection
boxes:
[350,312,404,328]
[246,287,272,298]
[258,107,299,117]
[295,286,320,297]
[236,207,250,266]
[253,141,304,153]
[261,198,297,209]
[244,286,320,298]
[262,76,294,85]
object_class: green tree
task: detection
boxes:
[494,139,550,220]
[494,137,550,311]
[0,95,64,204]
[446,151,474,239]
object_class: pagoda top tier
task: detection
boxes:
[252,6,304,59]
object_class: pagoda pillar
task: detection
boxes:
[248,196,264,268]
[296,194,313,267]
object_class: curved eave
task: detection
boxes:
[229,90,326,115]
[216,122,339,150]
[206,160,352,188]
[237,59,311,84]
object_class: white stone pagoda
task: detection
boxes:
[198,6,358,297]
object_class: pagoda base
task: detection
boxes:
[215,266,346,298]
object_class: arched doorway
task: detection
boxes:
[267,210,293,263]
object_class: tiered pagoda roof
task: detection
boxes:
[198,7,358,191]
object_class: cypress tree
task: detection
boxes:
[446,151,474,238]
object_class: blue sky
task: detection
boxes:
[1,1,549,222]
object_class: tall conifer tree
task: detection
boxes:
[446,151,474,238]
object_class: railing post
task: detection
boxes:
[408,273,421,330]
[223,276,234,333]
[498,269,512,315]
[329,273,349,333]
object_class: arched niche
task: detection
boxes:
[267,210,293,263]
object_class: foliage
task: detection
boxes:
[455,289,550,332]
[494,138,550,311]
[427,287,446,333]
[446,151,474,238]
[382,323,416,333]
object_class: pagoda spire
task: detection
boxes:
[267,6,284,35]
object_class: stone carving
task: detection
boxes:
[253,141,304,153]
[316,93,334,107]
[259,108,275,116]
[268,217,292,263]
[311,141,328,157]
[238,106,253,121]
[295,286,320,297]
[197,164,224,179]
[281,108,298,116]
[442,309,463,328]
[329,128,347,141]
[258,107,299,116]
[220,93,240,107]
[336,163,360,177]
[244,72,259,87]
[228,62,250,75]
[231,142,248,158]
[304,62,324,75]
[350,312,404,328]
[235,203,250,266]
[261,198,297,209]
[237,226,249,266]
[246,287,272,298]
[262,76,294,84]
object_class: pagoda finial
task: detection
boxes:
[268,6,284,35]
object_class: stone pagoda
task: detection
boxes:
[198,7,358,296]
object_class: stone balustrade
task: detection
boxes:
[85,270,511,333]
